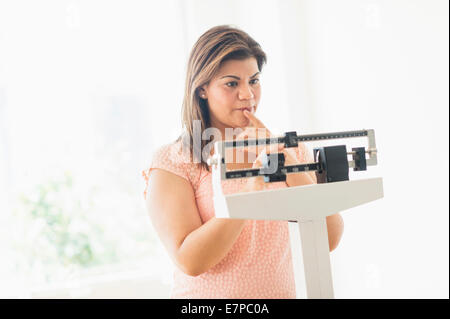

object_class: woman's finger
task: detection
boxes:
[243,110,265,128]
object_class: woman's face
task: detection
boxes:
[200,57,261,136]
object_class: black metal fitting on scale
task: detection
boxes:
[313,145,349,184]
[283,131,299,148]
[260,152,286,183]
[352,147,367,171]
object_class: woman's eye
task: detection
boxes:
[226,81,238,87]
[250,78,260,85]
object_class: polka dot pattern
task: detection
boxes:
[141,139,315,299]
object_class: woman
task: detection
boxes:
[142,25,344,298]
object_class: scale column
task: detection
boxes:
[298,217,334,298]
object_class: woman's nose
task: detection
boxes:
[238,84,254,100]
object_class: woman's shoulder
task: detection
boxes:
[148,135,205,190]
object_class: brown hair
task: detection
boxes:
[176,25,267,172]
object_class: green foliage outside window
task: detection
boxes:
[10,169,155,285]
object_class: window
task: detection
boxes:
[0,0,185,297]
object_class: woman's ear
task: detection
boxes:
[198,86,207,100]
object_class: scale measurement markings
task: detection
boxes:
[225,163,321,179]
[224,129,368,148]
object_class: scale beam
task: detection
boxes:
[208,129,378,182]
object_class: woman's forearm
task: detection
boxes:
[176,217,247,276]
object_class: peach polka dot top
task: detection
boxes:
[141,136,315,299]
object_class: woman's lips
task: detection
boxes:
[237,106,254,112]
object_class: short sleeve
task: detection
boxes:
[141,143,192,200]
